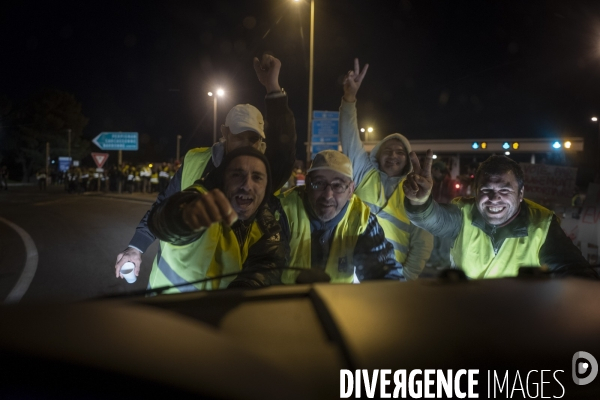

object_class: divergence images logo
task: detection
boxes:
[572,351,598,386]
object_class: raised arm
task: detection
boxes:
[254,54,297,192]
[339,59,374,186]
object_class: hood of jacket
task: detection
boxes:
[369,133,413,179]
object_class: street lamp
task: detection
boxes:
[208,89,224,144]
[294,0,315,163]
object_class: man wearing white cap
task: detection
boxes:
[339,59,433,280]
[278,150,404,284]
[115,54,296,280]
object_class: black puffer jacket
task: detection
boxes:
[148,190,287,288]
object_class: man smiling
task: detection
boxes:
[146,147,286,292]
[278,150,403,284]
[403,152,596,279]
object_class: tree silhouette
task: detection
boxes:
[6,89,89,181]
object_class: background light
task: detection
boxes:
[592,117,598,122]
[552,141,562,149]
[481,142,487,149]
[207,92,213,97]
[472,142,479,149]
[455,183,460,189]
[360,128,365,132]
[512,142,519,150]
[505,151,510,155]
[367,127,373,133]
[502,142,510,150]
[216,88,224,96]
[565,141,572,149]
[432,154,438,159]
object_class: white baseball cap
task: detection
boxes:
[225,104,265,139]
[308,150,353,179]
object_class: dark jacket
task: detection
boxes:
[129,94,297,253]
[405,196,597,279]
[148,189,287,288]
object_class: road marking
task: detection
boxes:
[0,217,39,303]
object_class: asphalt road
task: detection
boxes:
[0,185,159,303]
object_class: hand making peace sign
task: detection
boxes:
[403,149,434,205]
[343,58,369,103]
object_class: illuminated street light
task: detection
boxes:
[367,127,373,133]
[360,128,365,132]
[565,141,572,149]
[592,117,598,122]
[209,88,225,143]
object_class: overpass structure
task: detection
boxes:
[361,137,584,154]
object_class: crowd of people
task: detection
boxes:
[34,162,182,194]
[112,55,597,293]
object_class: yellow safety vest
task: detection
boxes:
[279,187,371,284]
[181,148,212,189]
[148,185,264,293]
[450,198,553,279]
[353,170,411,263]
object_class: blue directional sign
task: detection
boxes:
[311,143,339,157]
[312,119,339,136]
[311,110,340,158]
[58,157,72,172]
[313,111,339,120]
[311,135,339,143]
[93,132,139,151]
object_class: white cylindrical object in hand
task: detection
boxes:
[121,261,137,284]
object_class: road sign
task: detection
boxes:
[58,157,72,172]
[313,111,339,120]
[312,120,339,136]
[311,135,339,143]
[91,153,109,168]
[311,143,340,157]
[92,132,138,151]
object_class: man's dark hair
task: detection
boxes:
[474,155,524,191]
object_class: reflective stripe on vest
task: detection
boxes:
[181,148,212,189]
[353,169,411,263]
[279,187,370,284]
[148,186,264,293]
[450,198,552,279]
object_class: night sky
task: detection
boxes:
[3,0,600,165]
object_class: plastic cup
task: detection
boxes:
[121,261,137,284]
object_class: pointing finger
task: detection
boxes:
[354,58,360,76]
